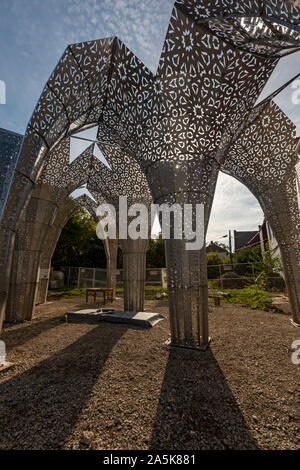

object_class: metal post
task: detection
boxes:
[251,264,255,282]
[229,230,233,265]
[77,267,81,289]
[219,265,223,289]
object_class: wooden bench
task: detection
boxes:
[85,287,114,305]
[208,294,222,306]
[208,291,230,306]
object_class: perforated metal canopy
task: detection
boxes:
[1,0,300,348]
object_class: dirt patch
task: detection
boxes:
[0,297,299,450]
[213,271,251,289]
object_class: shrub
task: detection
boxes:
[222,285,274,311]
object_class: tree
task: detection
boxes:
[146,235,166,268]
[230,245,262,276]
[206,251,223,265]
[233,244,263,265]
[52,209,106,269]
[206,252,223,279]
[251,248,284,289]
[206,241,228,251]
[252,249,282,276]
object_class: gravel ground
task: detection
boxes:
[0,297,299,450]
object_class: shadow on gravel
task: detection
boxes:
[0,298,112,350]
[0,323,127,450]
[1,316,62,350]
[150,347,258,450]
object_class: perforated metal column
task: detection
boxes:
[6,185,58,322]
[104,238,118,297]
[36,198,78,305]
[120,238,148,312]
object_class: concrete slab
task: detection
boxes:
[64,309,166,328]
[272,296,291,314]
[290,319,300,328]
[0,362,14,373]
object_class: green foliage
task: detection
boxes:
[52,209,106,269]
[206,252,223,279]
[252,249,282,276]
[223,253,231,264]
[254,250,284,290]
[232,244,284,290]
[216,285,276,311]
[207,241,228,250]
[53,213,165,270]
[206,251,223,265]
[232,245,262,276]
[146,235,166,268]
[233,244,262,264]
[47,287,86,300]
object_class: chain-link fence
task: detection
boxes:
[60,266,167,289]
[61,267,106,288]
[207,263,256,283]
[207,263,284,289]
[60,264,284,289]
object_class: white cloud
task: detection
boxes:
[1,0,298,239]
[207,172,264,245]
[257,51,300,136]
[257,51,300,103]
[61,0,174,72]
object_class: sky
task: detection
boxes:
[0,0,299,245]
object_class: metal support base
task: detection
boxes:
[0,362,14,373]
[290,319,300,328]
[165,336,212,352]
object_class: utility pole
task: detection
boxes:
[229,230,233,265]
[220,232,233,265]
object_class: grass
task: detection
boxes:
[47,285,168,301]
[47,287,86,300]
[211,284,281,312]
[48,284,282,312]
[116,285,168,300]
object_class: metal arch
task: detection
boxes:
[175,0,300,57]
[38,131,153,210]
[221,98,300,323]
[1,0,300,344]
[222,100,299,192]
[35,196,79,306]
[2,1,299,197]
[0,129,23,221]
[74,194,98,219]
[145,0,300,348]
[87,144,153,209]
[4,131,153,321]
[20,37,154,182]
